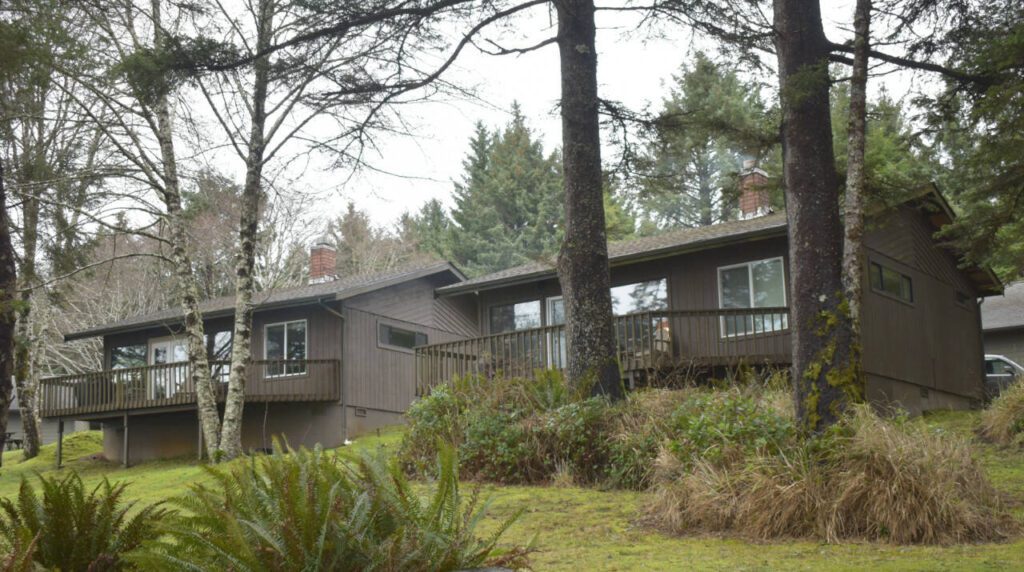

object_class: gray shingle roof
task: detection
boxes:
[982,281,1024,331]
[65,261,462,341]
[438,213,789,295]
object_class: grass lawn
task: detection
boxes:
[2,412,1022,570]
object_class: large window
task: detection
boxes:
[378,323,428,352]
[718,257,788,336]
[265,320,307,376]
[489,300,541,333]
[870,261,913,303]
[110,344,147,369]
[207,331,233,382]
[610,279,668,315]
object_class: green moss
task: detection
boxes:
[5,415,1024,569]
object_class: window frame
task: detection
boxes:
[868,260,914,305]
[263,319,308,378]
[376,321,429,354]
[716,256,789,338]
[487,299,543,334]
[109,343,148,370]
[609,277,670,316]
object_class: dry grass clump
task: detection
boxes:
[646,406,1019,545]
[979,381,1024,446]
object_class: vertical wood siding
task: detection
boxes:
[862,207,984,398]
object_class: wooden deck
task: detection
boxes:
[39,359,341,418]
[415,307,791,394]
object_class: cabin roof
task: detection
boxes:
[437,184,1002,297]
[982,281,1024,332]
[64,261,463,341]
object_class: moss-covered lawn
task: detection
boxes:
[1,412,1021,570]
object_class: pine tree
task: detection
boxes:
[637,53,775,229]
[446,105,564,276]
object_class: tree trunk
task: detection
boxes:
[554,0,622,399]
[0,159,18,465]
[151,0,222,459]
[219,0,273,459]
[773,0,861,433]
[13,154,41,458]
[842,0,871,340]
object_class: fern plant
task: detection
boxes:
[133,442,530,571]
[0,473,167,571]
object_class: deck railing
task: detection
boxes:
[39,359,341,418]
[415,307,790,394]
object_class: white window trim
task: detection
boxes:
[264,319,308,378]
[376,320,428,354]
[148,335,188,365]
[545,296,566,369]
[716,257,788,339]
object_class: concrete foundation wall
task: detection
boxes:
[866,374,976,416]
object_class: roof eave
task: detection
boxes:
[436,222,789,297]
[63,262,462,342]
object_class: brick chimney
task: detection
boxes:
[309,237,337,284]
[738,159,771,219]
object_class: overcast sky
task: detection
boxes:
[259,1,934,228]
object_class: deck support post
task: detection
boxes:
[197,412,203,462]
[55,419,64,469]
[122,412,130,468]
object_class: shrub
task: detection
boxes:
[979,380,1024,446]
[134,443,529,571]
[0,473,167,571]
[400,385,465,475]
[461,409,543,483]
[665,389,795,470]
[645,406,1019,544]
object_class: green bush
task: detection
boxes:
[0,473,167,571]
[667,390,795,468]
[400,384,465,475]
[401,375,794,491]
[134,443,529,571]
[461,409,542,483]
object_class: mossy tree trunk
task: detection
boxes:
[554,0,622,399]
[219,0,273,460]
[0,159,18,466]
[773,0,861,432]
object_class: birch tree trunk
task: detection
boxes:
[774,0,861,433]
[842,0,871,339]
[151,0,222,459]
[554,0,622,399]
[219,0,273,459]
[0,159,18,465]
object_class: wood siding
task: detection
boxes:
[342,272,477,412]
[475,236,791,333]
[469,218,984,401]
[984,329,1024,367]
[862,206,985,399]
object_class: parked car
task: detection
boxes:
[984,354,1024,400]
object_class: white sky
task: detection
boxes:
[243,1,935,228]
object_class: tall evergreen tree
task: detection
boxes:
[637,53,776,229]
[445,105,564,276]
